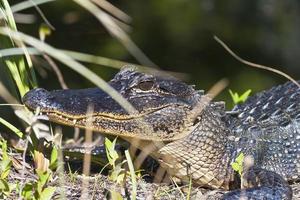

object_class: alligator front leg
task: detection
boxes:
[222,167,292,200]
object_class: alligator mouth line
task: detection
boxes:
[36,104,176,123]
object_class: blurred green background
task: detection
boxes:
[8,0,300,104]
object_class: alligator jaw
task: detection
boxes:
[24,106,174,141]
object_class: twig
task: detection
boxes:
[42,54,68,89]
[214,36,300,88]
[29,0,55,30]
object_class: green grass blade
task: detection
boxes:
[0,117,23,138]
[1,0,17,30]
[5,60,29,97]
[0,0,37,98]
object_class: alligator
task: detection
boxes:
[22,67,300,199]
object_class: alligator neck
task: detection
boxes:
[159,102,236,189]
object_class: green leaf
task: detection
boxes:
[36,170,51,189]
[110,190,123,200]
[109,164,124,184]
[21,183,34,200]
[0,179,10,192]
[229,89,251,105]
[231,152,244,176]
[115,173,125,184]
[39,186,56,200]
[105,137,119,168]
[231,163,240,172]
[1,139,8,159]
[0,140,12,179]
[239,89,252,102]
[49,147,58,170]
[236,152,245,164]
[105,137,113,149]
[0,159,11,179]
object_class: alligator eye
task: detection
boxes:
[138,81,154,91]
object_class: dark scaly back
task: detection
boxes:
[225,81,300,181]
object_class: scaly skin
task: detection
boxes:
[23,67,298,199]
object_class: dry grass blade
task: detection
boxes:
[11,13,36,24]
[214,35,300,88]
[62,50,188,80]
[10,0,55,14]
[27,0,55,30]
[133,141,164,169]
[90,1,132,32]
[0,47,189,80]
[62,49,147,70]
[170,177,185,199]
[53,127,67,200]
[82,105,94,177]
[73,0,157,68]
[169,77,229,141]
[91,0,131,23]
[153,165,167,184]
[189,78,228,131]
[81,106,94,199]
[206,78,229,99]
[0,47,39,56]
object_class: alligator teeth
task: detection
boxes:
[73,119,77,125]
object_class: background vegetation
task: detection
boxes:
[0,0,299,143]
[11,2,300,84]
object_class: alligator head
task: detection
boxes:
[23,67,202,142]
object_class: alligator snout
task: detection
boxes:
[22,88,51,111]
[22,87,128,116]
